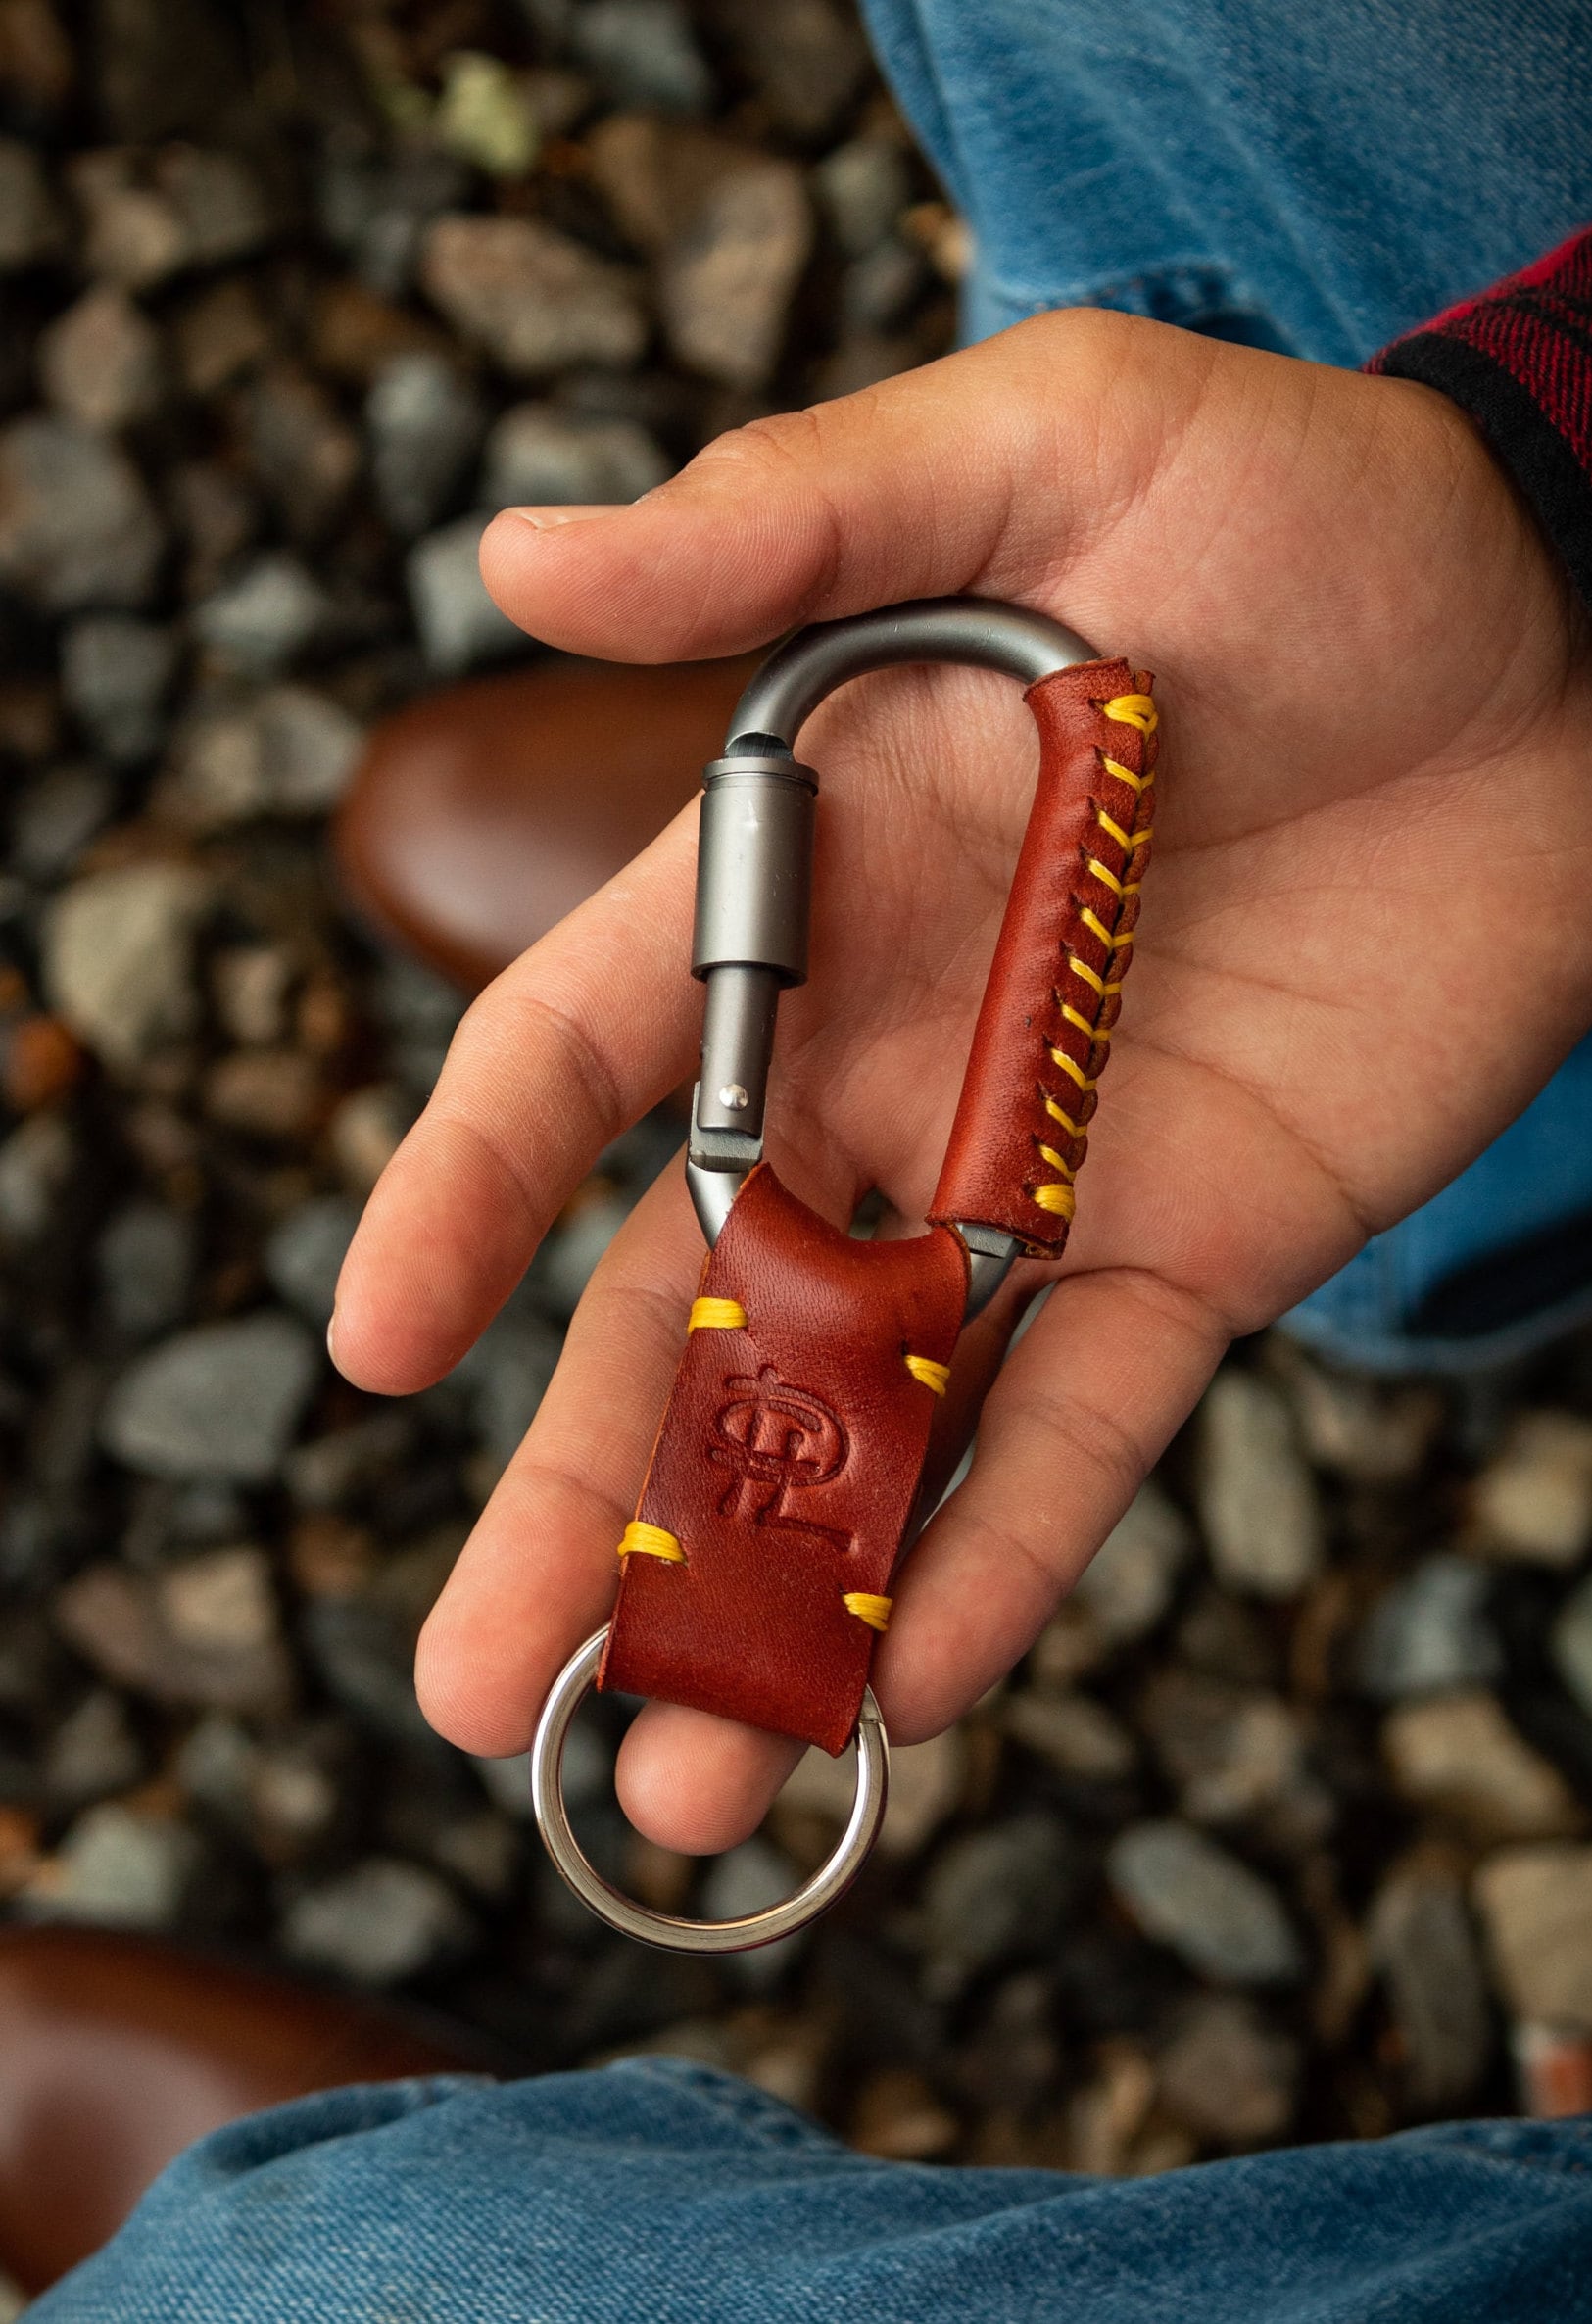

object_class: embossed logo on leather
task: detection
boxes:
[709,1363,852,1550]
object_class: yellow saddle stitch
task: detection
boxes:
[1037,1143,1075,1180]
[1032,1183,1077,1219]
[1043,1096,1085,1138]
[1127,825,1154,852]
[1094,808,1134,852]
[617,1521,685,1564]
[1065,953,1104,996]
[1101,753,1153,795]
[688,1296,748,1332]
[1050,1048,1096,1092]
[1085,856,1126,897]
[1102,693,1158,734]
[904,1353,950,1396]
[1080,906,1116,949]
[844,1592,892,1632]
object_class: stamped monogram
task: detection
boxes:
[708,1363,853,1551]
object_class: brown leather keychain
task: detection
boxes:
[530,597,1158,1951]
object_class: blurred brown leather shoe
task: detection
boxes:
[335,655,756,993]
[0,1925,487,2296]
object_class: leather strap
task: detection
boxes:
[600,1165,967,1753]
[929,657,1156,1254]
[602,652,1155,1749]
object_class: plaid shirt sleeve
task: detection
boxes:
[1368,228,1592,609]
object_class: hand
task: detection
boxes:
[331,309,1592,1852]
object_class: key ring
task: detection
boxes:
[529,597,1160,1952]
[531,1630,889,1953]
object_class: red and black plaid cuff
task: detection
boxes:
[1369,228,1592,610]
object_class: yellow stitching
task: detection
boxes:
[1103,693,1157,734]
[1127,825,1154,852]
[1044,1096,1085,1137]
[618,1521,685,1564]
[1104,978,1124,997]
[688,1296,747,1332]
[1095,808,1134,851]
[1101,754,1153,795]
[1065,953,1104,995]
[1081,906,1115,948]
[1037,1144,1075,1179]
[1085,856,1125,896]
[904,1352,950,1395]
[1050,1049,1096,1091]
[1033,1183,1077,1218]
[1108,926,1134,951]
[844,1591,892,1631]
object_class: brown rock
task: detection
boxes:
[0,0,72,113]
[1470,1411,1592,1567]
[1385,1692,1584,1844]
[849,2066,959,2160]
[173,278,270,396]
[0,133,64,267]
[419,214,645,377]
[54,1551,292,1716]
[203,1048,324,1142]
[2,1013,82,1112]
[1157,1996,1299,2148]
[1475,1845,1592,2031]
[38,284,164,432]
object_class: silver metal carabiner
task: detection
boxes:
[684,596,1095,1315]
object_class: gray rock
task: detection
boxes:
[457,1307,563,1478]
[1369,1858,1492,2108]
[814,137,912,258]
[285,1412,414,1513]
[1002,1690,1137,1783]
[264,1196,362,1331]
[366,353,486,538]
[841,238,925,332]
[55,1547,293,1715]
[30,1803,201,1929]
[700,1836,805,1986]
[718,0,870,138]
[43,860,209,1071]
[779,1727,966,1857]
[0,413,163,610]
[420,215,646,377]
[481,403,668,510]
[1196,1370,1324,1599]
[162,685,362,829]
[317,144,470,299]
[1357,1556,1503,1701]
[281,1857,473,1985]
[1107,1820,1305,1986]
[1471,1412,1592,1568]
[1137,1670,1330,1844]
[61,614,177,760]
[69,145,269,290]
[191,555,329,676]
[101,1311,319,1483]
[1072,1480,1194,1646]
[10,764,117,879]
[537,1191,631,1314]
[921,1814,1072,1990]
[407,513,526,675]
[244,364,361,541]
[1383,1690,1583,1844]
[0,136,64,269]
[38,284,164,432]
[1552,1571,1592,1720]
[1474,1845,1592,2031]
[1271,1346,1441,1484]
[97,1198,198,1339]
[660,159,811,388]
[1157,1995,1300,2147]
[43,1689,145,1807]
[569,0,712,113]
[0,1113,74,1245]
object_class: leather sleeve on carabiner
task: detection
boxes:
[599,1165,967,1754]
[928,656,1158,1256]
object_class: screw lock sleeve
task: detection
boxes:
[691,756,817,988]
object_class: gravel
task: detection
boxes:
[100,1313,321,1483]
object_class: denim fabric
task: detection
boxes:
[31,2061,1592,2321]
[861,0,1592,1368]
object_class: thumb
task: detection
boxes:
[477,311,1198,664]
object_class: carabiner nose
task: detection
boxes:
[685,596,1097,1291]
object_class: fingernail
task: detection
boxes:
[326,1311,341,1370]
[508,504,624,532]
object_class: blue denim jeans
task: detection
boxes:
[866,0,1592,1371]
[33,2061,1592,2320]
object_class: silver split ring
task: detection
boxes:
[530,1628,890,1954]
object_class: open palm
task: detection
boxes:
[332,309,1592,1851]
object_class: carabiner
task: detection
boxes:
[685,597,1095,1320]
